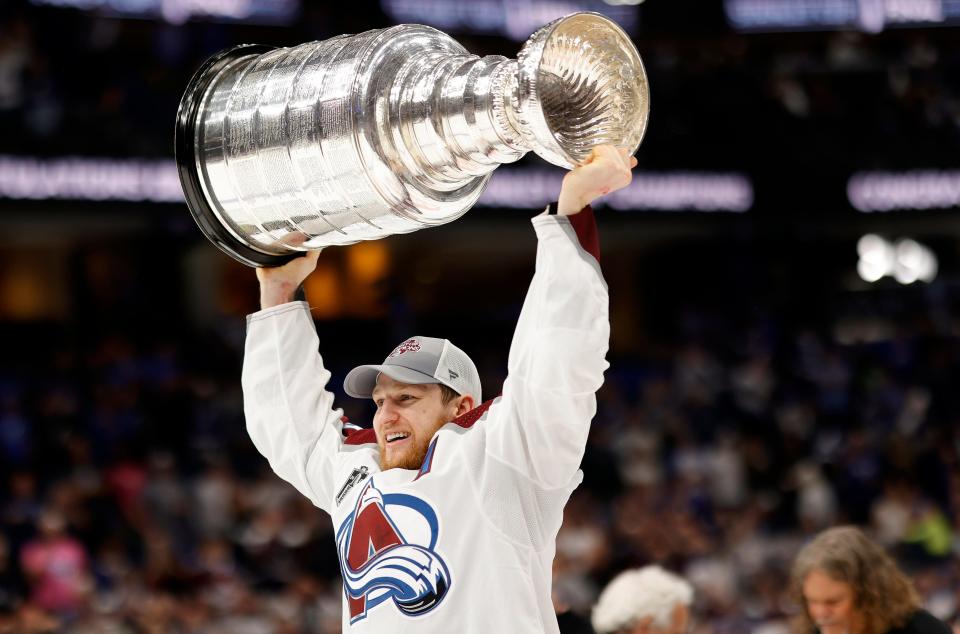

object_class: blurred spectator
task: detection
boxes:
[0,533,25,615]
[0,395,31,468]
[591,565,693,634]
[19,510,91,620]
[790,525,951,634]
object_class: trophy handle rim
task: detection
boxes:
[175,43,303,268]
[516,11,651,169]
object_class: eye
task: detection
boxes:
[374,399,384,408]
[399,394,414,402]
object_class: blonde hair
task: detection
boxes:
[592,565,693,634]
[790,526,920,634]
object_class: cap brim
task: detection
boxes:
[343,364,440,399]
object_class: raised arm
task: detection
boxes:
[486,146,635,489]
[256,250,321,309]
[242,250,346,513]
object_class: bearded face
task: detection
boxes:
[372,378,465,471]
[377,421,439,470]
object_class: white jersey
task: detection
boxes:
[242,210,610,633]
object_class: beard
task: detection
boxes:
[377,418,444,471]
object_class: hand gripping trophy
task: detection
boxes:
[175,13,650,266]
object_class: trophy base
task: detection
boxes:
[176,44,302,268]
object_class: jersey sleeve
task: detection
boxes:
[242,300,345,513]
[484,206,610,490]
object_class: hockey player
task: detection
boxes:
[242,145,636,632]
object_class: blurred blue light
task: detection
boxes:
[29,0,300,25]
[0,156,751,212]
[381,0,638,40]
[848,170,960,212]
[724,0,957,32]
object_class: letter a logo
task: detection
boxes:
[336,481,451,623]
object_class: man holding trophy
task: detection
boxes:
[176,10,649,632]
[244,144,632,632]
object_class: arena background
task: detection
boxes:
[0,0,959,631]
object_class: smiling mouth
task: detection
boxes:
[386,432,411,445]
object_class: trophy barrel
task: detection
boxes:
[176,28,507,267]
[176,44,292,268]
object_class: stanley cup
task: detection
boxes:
[175,12,650,267]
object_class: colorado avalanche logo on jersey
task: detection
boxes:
[389,338,421,357]
[336,480,451,623]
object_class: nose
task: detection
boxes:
[809,605,830,621]
[375,400,400,426]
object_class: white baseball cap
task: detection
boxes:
[344,336,482,404]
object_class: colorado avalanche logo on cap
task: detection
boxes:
[336,480,451,623]
[389,338,421,357]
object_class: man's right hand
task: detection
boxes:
[256,250,321,309]
[557,145,636,216]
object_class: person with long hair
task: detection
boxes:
[790,526,950,634]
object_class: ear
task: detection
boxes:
[453,395,474,417]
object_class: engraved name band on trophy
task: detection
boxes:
[175,12,650,267]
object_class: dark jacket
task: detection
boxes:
[813,611,951,634]
[887,609,952,634]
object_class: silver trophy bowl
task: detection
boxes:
[176,12,649,266]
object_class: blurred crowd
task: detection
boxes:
[556,305,960,633]
[0,282,958,633]
[1,1,960,633]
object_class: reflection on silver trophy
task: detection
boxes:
[175,12,650,266]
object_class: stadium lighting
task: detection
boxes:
[725,0,952,33]
[856,234,893,283]
[847,170,960,212]
[856,234,937,285]
[380,0,638,40]
[893,238,937,284]
[29,0,299,25]
[0,155,752,212]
